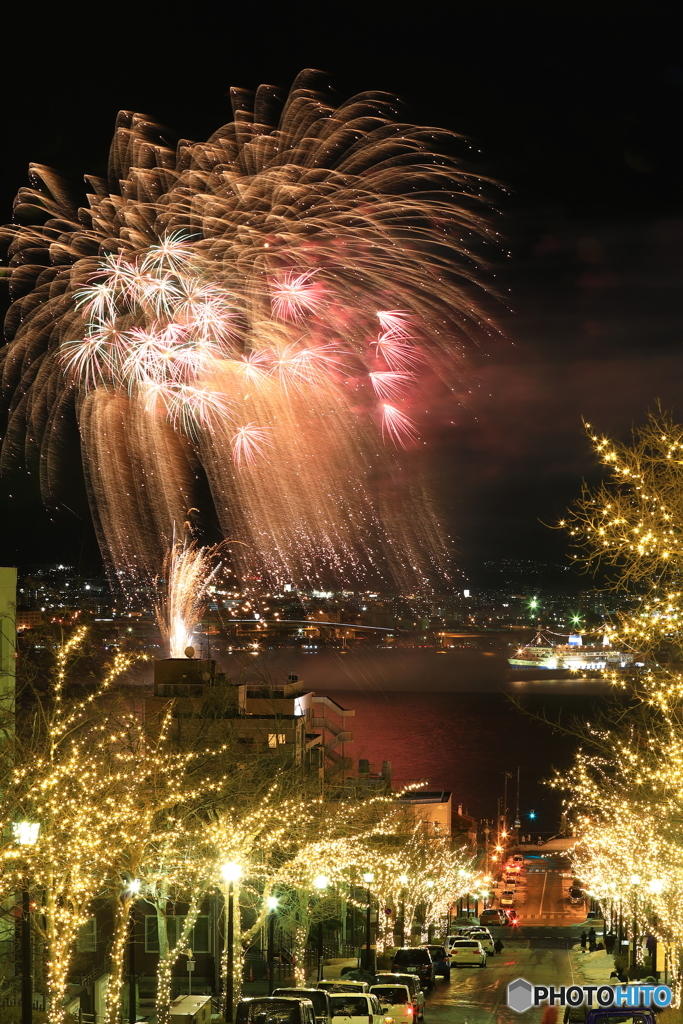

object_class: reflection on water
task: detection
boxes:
[216,646,610,831]
[321,687,603,830]
[219,646,611,696]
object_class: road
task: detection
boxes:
[426,852,595,1022]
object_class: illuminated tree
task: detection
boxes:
[556,412,683,997]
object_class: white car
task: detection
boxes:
[500,890,516,907]
[318,982,369,994]
[370,985,414,1024]
[449,939,486,968]
[328,993,385,1024]
[375,974,424,1020]
[466,929,495,955]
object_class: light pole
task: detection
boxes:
[398,874,408,947]
[222,862,243,1023]
[362,873,374,971]
[267,897,278,995]
[12,822,40,1024]
[313,875,329,981]
[123,877,141,1024]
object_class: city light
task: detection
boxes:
[221,862,243,883]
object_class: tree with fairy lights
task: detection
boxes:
[555,411,683,996]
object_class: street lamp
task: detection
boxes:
[123,875,141,1024]
[221,862,243,1023]
[362,873,374,971]
[313,875,328,980]
[13,822,40,1024]
[398,875,408,946]
[267,897,278,995]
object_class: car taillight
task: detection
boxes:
[407,1008,413,1015]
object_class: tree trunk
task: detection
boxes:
[104,898,131,1024]
[156,899,202,1024]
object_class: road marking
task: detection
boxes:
[539,871,548,915]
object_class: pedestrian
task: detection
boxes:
[494,938,504,954]
[588,927,596,952]
[541,1007,558,1024]
[605,932,615,955]
[564,1005,587,1023]
[580,931,587,951]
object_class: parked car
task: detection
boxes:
[318,982,369,995]
[448,939,486,969]
[390,947,435,989]
[465,929,495,955]
[445,928,480,949]
[375,973,425,1020]
[420,944,450,979]
[500,890,516,907]
[585,1011,654,1024]
[370,985,414,1024]
[479,909,508,928]
[236,997,317,1024]
[327,993,385,1024]
[273,990,333,1024]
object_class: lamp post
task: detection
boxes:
[12,822,40,1024]
[398,874,408,947]
[425,881,435,943]
[362,873,374,971]
[124,877,141,1024]
[266,897,278,996]
[222,862,243,1024]
[628,874,641,974]
[313,875,329,981]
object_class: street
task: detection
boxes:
[426,851,592,1022]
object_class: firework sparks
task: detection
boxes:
[231,423,273,467]
[0,69,497,591]
[381,404,420,447]
[271,271,322,321]
[154,526,223,658]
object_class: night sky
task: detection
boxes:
[1,9,682,580]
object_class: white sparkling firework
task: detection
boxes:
[1,70,498,591]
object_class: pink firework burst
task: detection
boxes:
[271,270,322,321]
[376,309,413,338]
[231,422,273,466]
[236,351,272,388]
[381,404,419,448]
[373,333,422,371]
[369,370,415,401]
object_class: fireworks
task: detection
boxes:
[0,69,497,590]
[154,526,224,657]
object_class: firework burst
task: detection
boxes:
[0,69,498,590]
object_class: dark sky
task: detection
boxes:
[1,7,682,579]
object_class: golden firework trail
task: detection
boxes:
[0,70,498,591]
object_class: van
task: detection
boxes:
[273,989,333,1024]
[236,997,317,1024]
[328,993,385,1024]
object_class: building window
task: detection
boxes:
[77,917,97,952]
[145,915,211,954]
[268,733,286,747]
